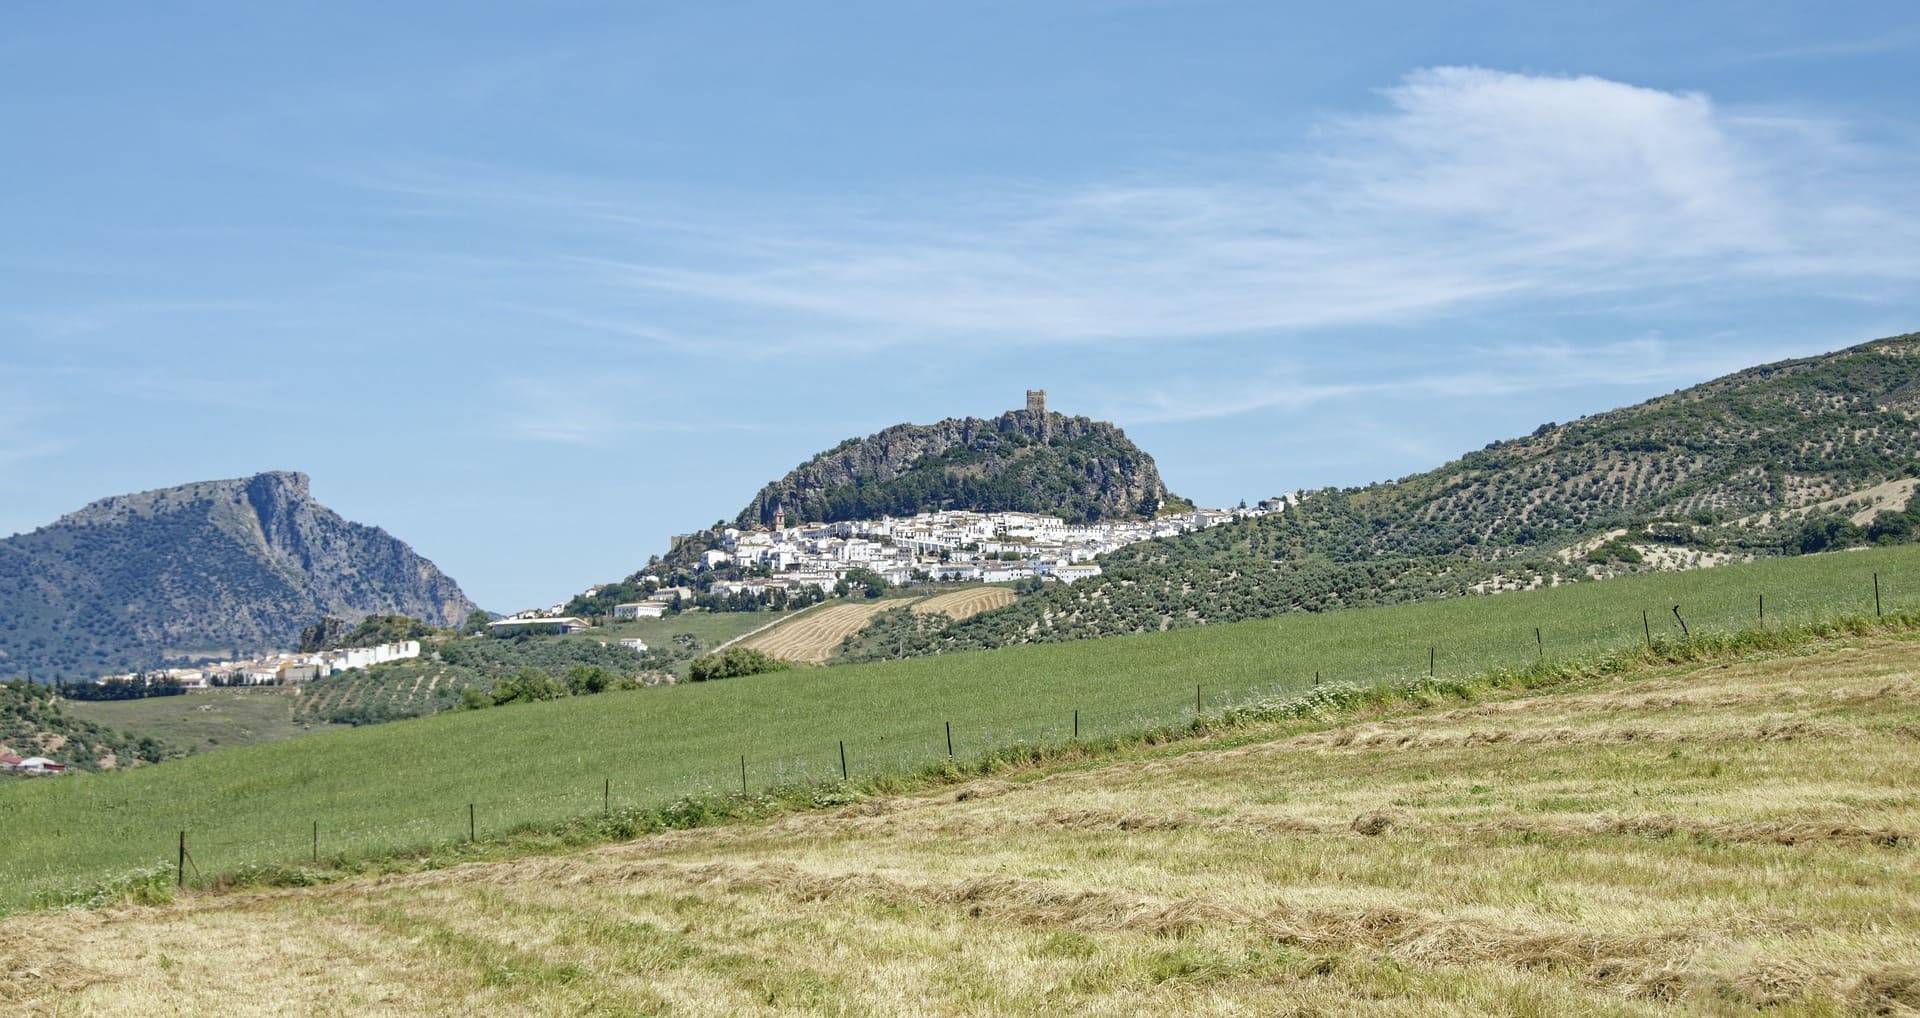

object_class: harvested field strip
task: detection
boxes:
[10,633,1920,1014]
[913,586,1017,620]
[742,598,922,662]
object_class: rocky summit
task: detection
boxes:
[0,471,477,678]
[735,393,1177,529]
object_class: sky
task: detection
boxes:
[4,1,1919,611]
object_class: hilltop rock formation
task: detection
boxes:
[736,401,1177,528]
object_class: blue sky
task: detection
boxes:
[4,2,1918,610]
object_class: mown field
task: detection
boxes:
[63,688,337,754]
[0,545,1915,916]
[6,625,1918,1013]
[741,596,922,662]
[913,584,1018,619]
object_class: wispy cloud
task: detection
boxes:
[352,67,1920,353]
[1100,334,1795,425]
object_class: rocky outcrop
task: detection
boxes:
[735,409,1175,528]
[0,471,478,678]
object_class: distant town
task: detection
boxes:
[503,501,1293,623]
[85,502,1298,691]
[91,640,423,692]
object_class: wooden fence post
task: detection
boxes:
[946,721,953,759]
[177,830,186,888]
[839,741,848,780]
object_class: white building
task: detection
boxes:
[1054,564,1103,584]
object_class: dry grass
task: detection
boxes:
[913,586,1018,620]
[739,598,920,662]
[7,634,1920,1015]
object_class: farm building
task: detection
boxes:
[488,617,592,635]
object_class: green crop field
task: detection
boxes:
[2,545,1915,914]
[62,688,340,754]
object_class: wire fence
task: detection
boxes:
[11,565,1911,903]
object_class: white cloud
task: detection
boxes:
[498,67,1915,349]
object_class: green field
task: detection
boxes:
[12,628,1917,1013]
[62,688,339,754]
[563,608,805,673]
[1,545,1915,914]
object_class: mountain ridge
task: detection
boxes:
[0,471,479,678]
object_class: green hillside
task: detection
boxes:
[858,332,1920,656]
[1,543,1913,914]
[0,681,171,771]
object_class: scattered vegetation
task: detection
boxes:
[298,613,442,653]
[293,635,675,727]
[0,680,170,770]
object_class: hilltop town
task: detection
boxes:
[497,501,1288,625]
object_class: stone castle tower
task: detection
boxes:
[1025,389,1049,439]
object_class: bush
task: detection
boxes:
[490,668,571,705]
[688,647,791,682]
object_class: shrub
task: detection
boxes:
[688,647,791,682]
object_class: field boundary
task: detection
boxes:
[711,602,830,653]
[29,606,1920,917]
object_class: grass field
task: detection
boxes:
[913,584,1017,620]
[741,596,924,662]
[0,545,1916,917]
[564,610,798,668]
[6,627,1917,1013]
[62,688,340,754]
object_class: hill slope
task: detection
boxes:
[0,680,170,771]
[7,628,1917,1013]
[860,332,1920,655]
[0,472,478,678]
[0,543,1911,916]
[735,404,1176,528]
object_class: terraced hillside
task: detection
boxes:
[870,332,1920,656]
[7,629,1917,1014]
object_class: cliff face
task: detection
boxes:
[735,409,1175,527]
[0,472,478,678]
